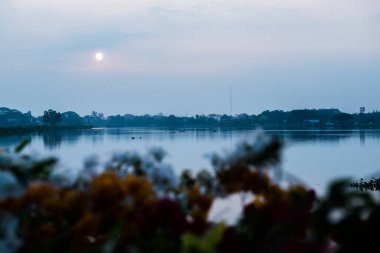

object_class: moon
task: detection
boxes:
[95,52,104,61]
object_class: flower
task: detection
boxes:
[122,174,155,208]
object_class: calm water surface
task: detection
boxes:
[1,128,380,193]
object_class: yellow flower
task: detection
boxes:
[186,185,213,220]
[90,171,124,205]
[41,194,62,214]
[62,189,86,211]
[252,194,267,208]
[75,211,101,238]
[122,174,155,208]
[25,183,55,204]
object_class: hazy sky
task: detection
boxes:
[1,0,379,116]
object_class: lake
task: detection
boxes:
[1,128,380,194]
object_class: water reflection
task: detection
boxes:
[42,132,62,149]
[360,130,366,146]
[1,128,380,149]
[1,128,380,194]
[0,133,35,147]
[269,129,380,145]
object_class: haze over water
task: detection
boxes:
[1,128,380,193]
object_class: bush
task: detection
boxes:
[0,133,379,253]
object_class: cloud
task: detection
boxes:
[1,0,379,76]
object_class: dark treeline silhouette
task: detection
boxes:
[1,107,380,129]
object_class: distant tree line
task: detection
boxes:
[1,107,380,128]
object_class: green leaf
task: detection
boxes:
[14,139,31,153]
[29,157,57,179]
[182,223,225,253]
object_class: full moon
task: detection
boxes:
[95,52,104,61]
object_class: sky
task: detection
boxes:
[0,0,379,116]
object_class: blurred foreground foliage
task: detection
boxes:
[0,134,379,253]
[350,177,380,192]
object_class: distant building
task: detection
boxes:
[360,107,365,114]
[303,119,320,125]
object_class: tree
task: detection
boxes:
[91,111,104,120]
[43,109,62,126]
[61,111,82,125]
[332,113,353,125]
